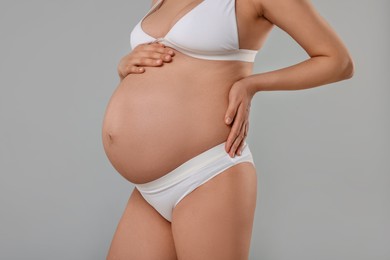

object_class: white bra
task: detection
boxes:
[130,0,258,62]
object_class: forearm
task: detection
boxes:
[245,55,354,94]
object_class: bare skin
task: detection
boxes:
[107,188,177,259]
[105,0,354,259]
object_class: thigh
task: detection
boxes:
[106,187,177,260]
[171,162,257,260]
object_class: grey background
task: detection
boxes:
[0,0,388,259]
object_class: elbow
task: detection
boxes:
[337,54,355,80]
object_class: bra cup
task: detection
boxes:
[165,0,239,53]
[130,22,155,49]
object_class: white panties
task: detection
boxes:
[134,141,255,222]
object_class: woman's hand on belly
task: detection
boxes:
[117,42,176,81]
[224,79,256,158]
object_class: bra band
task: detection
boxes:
[151,37,257,62]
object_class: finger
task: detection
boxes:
[236,105,250,155]
[225,103,245,154]
[224,96,239,126]
[159,52,174,62]
[229,122,246,157]
[157,45,175,56]
[139,43,175,56]
[141,51,173,62]
[132,57,164,67]
[148,44,175,60]
[160,53,174,63]
[237,140,244,156]
[151,45,175,57]
[226,102,245,147]
[123,67,141,78]
[131,66,145,73]
[165,47,176,56]
[235,108,250,156]
[236,123,248,156]
[136,47,175,64]
[133,44,175,65]
[120,65,145,78]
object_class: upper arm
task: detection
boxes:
[255,0,351,59]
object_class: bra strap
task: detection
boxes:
[140,0,164,21]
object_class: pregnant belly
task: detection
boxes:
[101,67,235,184]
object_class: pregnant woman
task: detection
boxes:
[102,0,354,258]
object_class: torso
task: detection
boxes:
[102,0,273,184]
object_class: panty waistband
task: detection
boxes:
[134,141,253,193]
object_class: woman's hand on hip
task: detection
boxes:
[117,42,175,80]
[224,79,256,158]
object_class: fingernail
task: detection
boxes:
[168,50,174,55]
[225,117,231,124]
[238,150,242,156]
[165,55,171,59]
